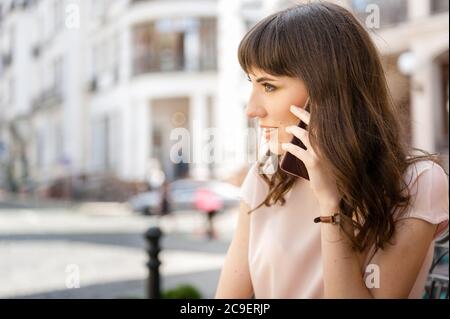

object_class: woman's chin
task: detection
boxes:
[268,141,285,155]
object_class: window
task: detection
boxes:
[91,114,120,172]
[351,0,408,28]
[92,115,110,171]
[54,123,63,164]
[9,77,14,105]
[53,0,64,33]
[109,113,120,170]
[199,18,217,71]
[9,25,15,58]
[132,17,217,75]
[112,33,120,82]
[431,0,449,14]
[53,57,64,96]
[36,129,44,168]
[91,34,120,90]
[91,0,108,22]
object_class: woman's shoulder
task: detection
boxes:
[241,161,268,184]
[398,159,449,239]
[404,159,448,187]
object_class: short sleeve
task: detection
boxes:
[395,161,449,240]
[238,161,269,210]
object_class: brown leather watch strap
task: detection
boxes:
[314,213,340,225]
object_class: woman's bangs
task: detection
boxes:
[237,15,291,77]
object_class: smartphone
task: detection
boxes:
[279,97,311,180]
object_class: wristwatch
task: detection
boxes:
[313,213,341,225]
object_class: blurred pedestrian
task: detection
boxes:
[194,187,223,240]
[160,180,171,216]
[145,158,165,191]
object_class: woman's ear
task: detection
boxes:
[304,97,310,111]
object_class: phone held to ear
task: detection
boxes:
[279,97,311,180]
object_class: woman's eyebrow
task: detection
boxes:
[255,76,277,83]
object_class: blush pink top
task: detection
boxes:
[238,159,449,299]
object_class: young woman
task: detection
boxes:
[215,2,449,299]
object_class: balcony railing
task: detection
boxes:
[132,17,217,75]
[32,86,64,112]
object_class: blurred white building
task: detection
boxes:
[0,0,448,194]
[86,0,220,183]
[0,0,226,192]
[344,0,449,170]
[0,0,90,192]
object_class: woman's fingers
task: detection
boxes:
[281,142,312,165]
[286,126,311,150]
[286,104,318,162]
[290,105,310,125]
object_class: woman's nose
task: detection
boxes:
[246,103,267,119]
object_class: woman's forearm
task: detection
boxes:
[319,204,374,299]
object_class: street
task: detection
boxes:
[0,198,238,299]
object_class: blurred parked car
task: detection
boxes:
[128,179,240,215]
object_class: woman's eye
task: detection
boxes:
[263,83,276,92]
[245,75,276,92]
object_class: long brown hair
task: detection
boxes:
[238,2,448,252]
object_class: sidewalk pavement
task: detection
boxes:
[0,204,238,299]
